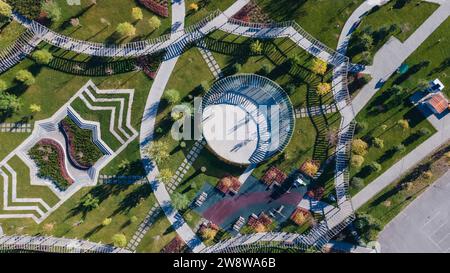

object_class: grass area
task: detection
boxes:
[256,0,365,49]
[0,134,28,160]
[136,212,177,253]
[0,21,26,49]
[355,141,450,242]
[349,0,438,64]
[185,0,236,26]
[48,0,172,43]
[349,17,450,195]
[0,183,156,246]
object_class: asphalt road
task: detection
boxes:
[379,171,450,253]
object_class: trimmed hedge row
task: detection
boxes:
[28,139,73,191]
[59,117,104,169]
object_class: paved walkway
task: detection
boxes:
[352,1,450,209]
[379,171,450,253]
[352,0,450,115]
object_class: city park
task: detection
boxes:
[0,0,448,253]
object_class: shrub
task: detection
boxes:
[15,69,35,86]
[351,177,365,190]
[102,218,112,226]
[394,144,406,153]
[148,16,161,31]
[369,162,382,173]
[158,168,173,184]
[130,216,138,223]
[131,7,143,21]
[351,155,365,168]
[164,89,181,105]
[42,0,61,22]
[316,82,332,96]
[0,0,12,19]
[397,119,409,130]
[112,234,127,248]
[311,58,327,75]
[172,192,190,211]
[423,171,433,179]
[250,40,263,54]
[7,0,41,20]
[32,49,53,65]
[0,92,21,116]
[189,2,199,11]
[352,139,369,156]
[200,227,217,241]
[116,22,136,37]
[373,138,384,149]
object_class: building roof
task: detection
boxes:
[426,93,449,114]
[261,166,287,185]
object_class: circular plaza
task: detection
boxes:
[201,74,295,165]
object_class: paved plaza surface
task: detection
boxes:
[194,176,306,233]
[379,171,450,253]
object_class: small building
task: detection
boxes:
[216,175,241,195]
[261,166,287,187]
[425,92,449,115]
[427,79,445,93]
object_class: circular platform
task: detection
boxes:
[201,74,295,165]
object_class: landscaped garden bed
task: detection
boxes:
[59,116,104,169]
[28,138,74,191]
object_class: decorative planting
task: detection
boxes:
[59,116,104,170]
[138,0,169,17]
[28,139,74,191]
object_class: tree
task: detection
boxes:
[394,144,406,153]
[0,79,7,92]
[172,192,190,211]
[359,33,373,50]
[373,138,384,149]
[301,160,319,177]
[201,227,217,241]
[32,49,53,65]
[42,0,62,22]
[189,3,199,12]
[0,92,21,116]
[145,140,170,165]
[0,0,12,20]
[351,155,365,168]
[164,89,181,105]
[351,177,365,190]
[157,168,173,184]
[131,7,143,21]
[116,22,136,37]
[352,139,368,156]
[79,193,99,212]
[29,104,41,114]
[15,70,35,86]
[397,119,409,130]
[250,40,263,54]
[311,58,327,75]
[112,234,127,248]
[148,16,161,31]
[369,162,382,173]
[102,218,112,226]
[316,82,331,96]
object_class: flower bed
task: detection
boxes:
[232,0,272,24]
[28,139,74,191]
[138,0,169,18]
[59,117,104,170]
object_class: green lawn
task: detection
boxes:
[349,0,438,64]
[185,0,236,27]
[256,0,365,49]
[136,211,177,253]
[0,183,156,246]
[48,0,172,43]
[350,17,450,195]
[0,21,26,49]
